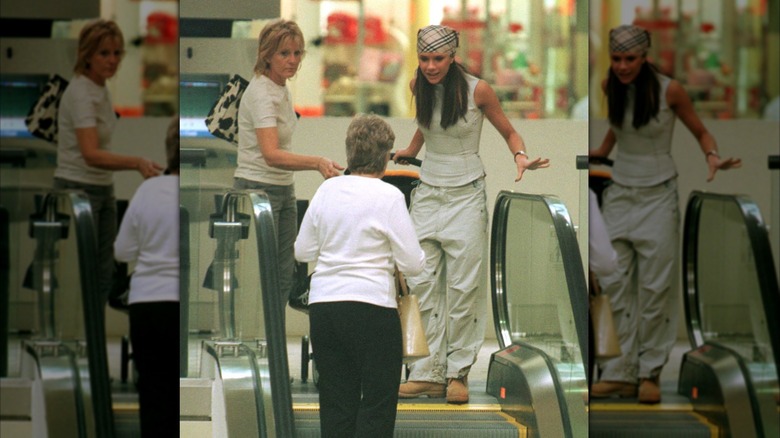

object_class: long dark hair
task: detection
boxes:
[413,61,469,130]
[607,61,660,130]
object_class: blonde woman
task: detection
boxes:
[56,19,163,300]
[235,19,344,313]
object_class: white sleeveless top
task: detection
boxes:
[611,74,677,187]
[418,74,485,187]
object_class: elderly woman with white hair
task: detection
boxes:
[589,24,740,404]
[295,114,424,437]
[393,24,549,404]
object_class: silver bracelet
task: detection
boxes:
[513,150,528,162]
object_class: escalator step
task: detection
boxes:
[294,410,526,437]
[589,412,717,438]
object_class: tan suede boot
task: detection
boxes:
[398,381,446,399]
[638,378,661,404]
[446,377,469,404]
[591,380,638,398]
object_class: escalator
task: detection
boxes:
[590,190,780,437]
[486,191,590,438]
[178,146,588,436]
[179,145,296,437]
[0,188,114,437]
[291,191,589,437]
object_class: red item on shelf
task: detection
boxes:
[700,22,715,33]
[146,12,177,44]
[325,12,387,45]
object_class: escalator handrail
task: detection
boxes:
[52,190,115,438]
[682,191,780,370]
[490,191,590,373]
[220,190,296,438]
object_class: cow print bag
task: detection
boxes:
[25,74,69,144]
[204,74,249,145]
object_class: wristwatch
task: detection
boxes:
[514,150,528,162]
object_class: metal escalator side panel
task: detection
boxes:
[678,344,761,437]
[204,191,295,437]
[488,191,589,437]
[682,191,780,437]
[63,191,114,438]
[202,341,268,437]
[487,343,568,438]
[21,341,89,437]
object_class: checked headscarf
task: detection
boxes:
[417,25,459,55]
[609,24,651,55]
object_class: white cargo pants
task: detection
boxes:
[597,179,680,382]
[405,179,488,383]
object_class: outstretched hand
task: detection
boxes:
[706,155,742,182]
[318,158,345,179]
[138,158,164,179]
[515,156,551,182]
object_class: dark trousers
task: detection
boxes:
[129,301,180,437]
[310,301,402,438]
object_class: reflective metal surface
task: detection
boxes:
[1,189,113,437]
[180,146,294,436]
[489,191,588,438]
[682,191,779,437]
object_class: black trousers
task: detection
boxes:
[129,301,180,437]
[310,301,402,438]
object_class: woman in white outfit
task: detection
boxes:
[295,115,425,437]
[589,25,741,404]
[394,25,549,404]
[114,118,180,436]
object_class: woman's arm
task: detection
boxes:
[257,127,344,179]
[667,80,741,181]
[393,128,425,164]
[474,80,550,181]
[293,200,320,264]
[76,127,163,178]
[592,78,618,158]
[114,196,139,263]
[591,128,617,158]
[393,77,424,164]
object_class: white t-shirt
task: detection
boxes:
[55,74,116,185]
[235,74,296,185]
[114,175,179,304]
[294,175,425,309]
